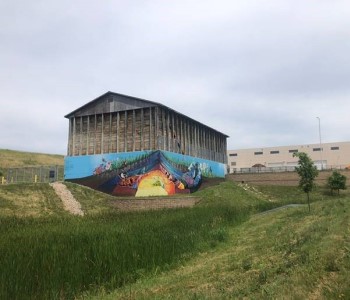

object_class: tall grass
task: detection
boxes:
[0,201,249,299]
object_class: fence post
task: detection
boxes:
[34,175,38,183]
[1,177,5,184]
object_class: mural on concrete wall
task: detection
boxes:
[65,150,226,197]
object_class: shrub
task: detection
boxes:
[328,171,347,195]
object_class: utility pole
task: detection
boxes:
[316,117,323,170]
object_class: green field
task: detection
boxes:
[0,149,64,169]
[0,150,349,299]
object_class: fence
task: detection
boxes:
[231,164,349,174]
[1,165,64,184]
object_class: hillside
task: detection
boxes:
[0,149,64,169]
[100,197,350,299]
[89,185,350,299]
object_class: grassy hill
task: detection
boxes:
[98,189,350,299]
[0,149,64,169]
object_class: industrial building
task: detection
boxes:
[228,141,350,173]
[64,91,228,196]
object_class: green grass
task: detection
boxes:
[0,149,64,169]
[0,183,66,217]
[1,180,349,299]
[0,187,249,299]
[93,186,350,300]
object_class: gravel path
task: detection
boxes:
[50,182,84,216]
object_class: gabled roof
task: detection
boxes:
[65,91,229,137]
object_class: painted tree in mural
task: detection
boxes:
[293,152,319,212]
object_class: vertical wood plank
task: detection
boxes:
[132,109,136,152]
[116,112,120,152]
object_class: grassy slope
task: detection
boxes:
[0,149,64,169]
[0,182,116,217]
[87,185,350,300]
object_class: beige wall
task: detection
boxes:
[228,141,350,173]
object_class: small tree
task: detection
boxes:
[328,171,347,195]
[293,152,319,212]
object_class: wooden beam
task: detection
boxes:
[132,110,136,152]
[116,112,120,153]
[124,111,127,152]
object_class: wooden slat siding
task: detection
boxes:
[66,102,227,163]
[132,110,136,152]
[135,109,141,151]
[109,113,116,153]
[116,112,120,153]
[174,114,177,153]
[89,116,95,155]
[148,107,152,150]
[109,113,112,153]
[165,110,169,151]
[182,117,185,155]
[155,107,159,149]
[184,119,188,155]
[72,117,76,155]
[104,113,110,153]
[78,116,82,155]
[86,116,90,155]
[127,110,133,152]
[142,108,149,150]
[68,118,71,156]
[162,108,166,150]
[185,118,188,155]
[93,114,96,154]
[81,116,87,155]
[124,111,127,152]
[154,107,158,150]
[101,114,104,154]
[140,108,144,151]
[95,115,102,155]
[171,112,175,152]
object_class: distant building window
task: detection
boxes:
[231,162,236,166]
[313,148,322,151]
[289,149,298,153]
[270,150,279,154]
[254,151,263,155]
[229,153,238,157]
[331,146,339,150]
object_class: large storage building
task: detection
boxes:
[64,91,228,196]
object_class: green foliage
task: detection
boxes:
[328,171,347,195]
[0,195,249,300]
[293,152,319,211]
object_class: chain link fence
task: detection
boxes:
[1,166,64,184]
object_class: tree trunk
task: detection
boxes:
[307,192,310,212]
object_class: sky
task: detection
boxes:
[1,0,349,155]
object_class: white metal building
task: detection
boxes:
[227,141,350,173]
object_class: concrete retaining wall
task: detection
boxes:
[111,196,200,211]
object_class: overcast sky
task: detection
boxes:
[1,0,349,155]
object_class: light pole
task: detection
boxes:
[316,117,323,170]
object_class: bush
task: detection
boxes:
[328,171,347,195]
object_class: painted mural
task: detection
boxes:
[64,150,226,197]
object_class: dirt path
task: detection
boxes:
[50,182,84,216]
